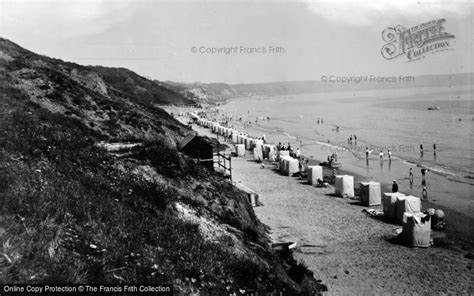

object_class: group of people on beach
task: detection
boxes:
[277,142,300,159]
[347,134,357,145]
[419,143,437,156]
[394,167,430,199]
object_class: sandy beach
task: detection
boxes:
[185,117,473,295]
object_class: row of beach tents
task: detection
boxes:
[193,114,431,248]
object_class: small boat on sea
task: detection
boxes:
[427,106,440,110]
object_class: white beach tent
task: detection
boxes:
[402,212,431,247]
[307,165,323,185]
[359,181,381,206]
[235,144,245,157]
[396,195,421,224]
[254,139,264,150]
[262,144,270,159]
[268,146,277,161]
[244,137,252,150]
[262,144,276,160]
[253,147,263,162]
[241,135,248,147]
[231,132,238,143]
[382,192,406,219]
[335,175,354,198]
[279,156,291,174]
[277,150,290,161]
[212,123,218,133]
[281,157,299,176]
[287,158,299,176]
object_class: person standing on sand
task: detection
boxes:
[421,168,429,186]
[392,180,398,193]
[388,148,392,160]
[422,186,428,200]
[433,143,437,154]
[365,147,373,159]
[379,151,384,160]
[420,144,424,155]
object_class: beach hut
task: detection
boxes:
[231,132,238,143]
[382,192,406,219]
[268,146,277,161]
[307,165,323,185]
[281,157,299,176]
[179,133,214,170]
[278,150,290,161]
[235,144,245,157]
[254,139,264,149]
[244,137,252,150]
[288,158,299,176]
[396,195,421,224]
[253,147,263,162]
[262,144,275,160]
[262,144,270,159]
[402,212,431,247]
[335,175,354,198]
[359,181,381,206]
[279,156,290,174]
[250,139,255,149]
[211,124,218,133]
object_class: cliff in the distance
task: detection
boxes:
[0,38,325,294]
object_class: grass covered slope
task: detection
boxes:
[0,38,324,294]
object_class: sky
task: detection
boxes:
[0,0,473,84]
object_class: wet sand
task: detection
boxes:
[186,120,473,295]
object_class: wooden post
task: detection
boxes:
[229,155,232,182]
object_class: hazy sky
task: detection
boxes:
[1,0,473,83]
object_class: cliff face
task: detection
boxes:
[0,38,324,294]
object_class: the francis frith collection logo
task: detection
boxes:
[381,19,455,62]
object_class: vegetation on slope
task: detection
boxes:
[0,37,325,294]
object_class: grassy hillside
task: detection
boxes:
[0,38,325,294]
[92,66,197,107]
